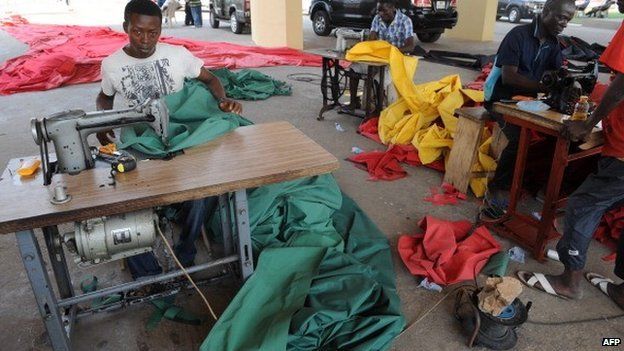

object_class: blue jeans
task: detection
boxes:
[484,101,521,191]
[190,5,203,27]
[557,157,624,279]
[174,197,218,266]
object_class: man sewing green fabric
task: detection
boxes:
[95,0,241,276]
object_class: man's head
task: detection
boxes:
[377,0,397,23]
[618,0,624,14]
[123,0,162,58]
[541,0,576,37]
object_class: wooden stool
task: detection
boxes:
[444,107,508,194]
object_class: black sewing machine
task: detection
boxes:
[540,60,599,115]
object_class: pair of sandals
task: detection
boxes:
[517,270,624,309]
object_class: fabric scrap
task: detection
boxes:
[397,216,501,285]
[477,276,523,316]
[593,207,623,261]
[424,182,467,206]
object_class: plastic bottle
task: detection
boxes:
[571,95,590,121]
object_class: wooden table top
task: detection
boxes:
[304,48,388,66]
[493,102,572,132]
[0,122,339,235]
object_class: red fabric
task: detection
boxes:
[598,23,624,159]
[424,182,467,206]
[347,144,444,181]
[593,207,623,262]
[0,16,321,95]
[465,63,492,91]
[397,216,501,285]
[358,117,382,144]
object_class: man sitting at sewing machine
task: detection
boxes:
[347,0,415,110]
[517,0,624,308]
[481,0,576,219]
[95,0,242,275]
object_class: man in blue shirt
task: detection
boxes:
[482,0,576,219]
[348,0,415,109]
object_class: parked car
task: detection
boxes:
[496,0,546,23]
[208,0,251,34]
[309,0,458,43]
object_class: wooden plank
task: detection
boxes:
[443,116,484,194]
[455,106,489,122]
[0,122,339,234]
[490,123,508,160]
[492,102,564,132]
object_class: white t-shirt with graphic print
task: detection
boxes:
[101,43,204,107]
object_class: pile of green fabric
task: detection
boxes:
[121,81,405,350]
[212,68,292,101]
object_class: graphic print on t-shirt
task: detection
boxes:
[119,59,175,106]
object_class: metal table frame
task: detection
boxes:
[16,191,254,351]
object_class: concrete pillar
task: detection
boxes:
[446,0,497,41]
[251,0,303,49]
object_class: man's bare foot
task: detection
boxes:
[542,272,583,299]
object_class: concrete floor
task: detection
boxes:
[1,2,623,350]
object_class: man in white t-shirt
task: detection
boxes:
[96,0,241,144]
[96,0,242,274]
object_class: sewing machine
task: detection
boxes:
[541,61,599,115]
[28,99,169,265]
[334,28,367,53]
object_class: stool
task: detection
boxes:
[444,107,508,194]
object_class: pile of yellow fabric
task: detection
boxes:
[346,41,496,197]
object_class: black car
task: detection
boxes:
[209,0,251,34]
[309,0,458,43]
[496,0,546,23]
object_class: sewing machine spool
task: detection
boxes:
[454,286,531,350]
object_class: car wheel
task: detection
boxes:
[416,32,442,43]
[230,12,244,34]
[209,10,219,28]
[508,6,521,23]
[312,10,332,36]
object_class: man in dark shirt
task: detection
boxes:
[482,0,576,218]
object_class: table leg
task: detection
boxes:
[377,66,385,116]
[16,230,71,351]
[43,226,73,299]
[507,126,530,215]
[218,194,234,256]
[318,57,342,121]
[233,190,254,280]
[534,136,569,260]
[364,65,374,118]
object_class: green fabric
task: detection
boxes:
[212,68,292,101]
[146,296,204,331]
[118,81,404,349]
[201,176,405,351]
[119,79,252,158]
[480,251,509,277]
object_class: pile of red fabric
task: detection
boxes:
[464,62,492,91]
[0,16,321,95]
[398,216,501,285]
[594,208,623,261]
[349,118,445,181]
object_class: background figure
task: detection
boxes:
[185,1,194,26]
[188,0,202,28]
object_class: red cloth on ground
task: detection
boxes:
[358,117,382,144]
[424,182,467,206]
[0,16,321,95]
[398,216,501,285]
[465,62,492,91]
[347,144,444,181]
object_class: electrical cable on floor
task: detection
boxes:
[155,221,218,321]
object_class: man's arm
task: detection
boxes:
[563,72,624,141]
[501,65,543,93]
[369,31,378,41]
[197,67,242,114]
[400,36,415,54]
[95,91,116,145]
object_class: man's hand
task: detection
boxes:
[218,98,242,114]
[561,119,592,142]
[96,130,116,145]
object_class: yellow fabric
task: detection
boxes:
[347,41,496,197]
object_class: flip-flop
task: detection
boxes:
[517,270,570,300]
[585,272,624,310]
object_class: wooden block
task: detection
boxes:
[491,123,509,160]
[444,116,485,194]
